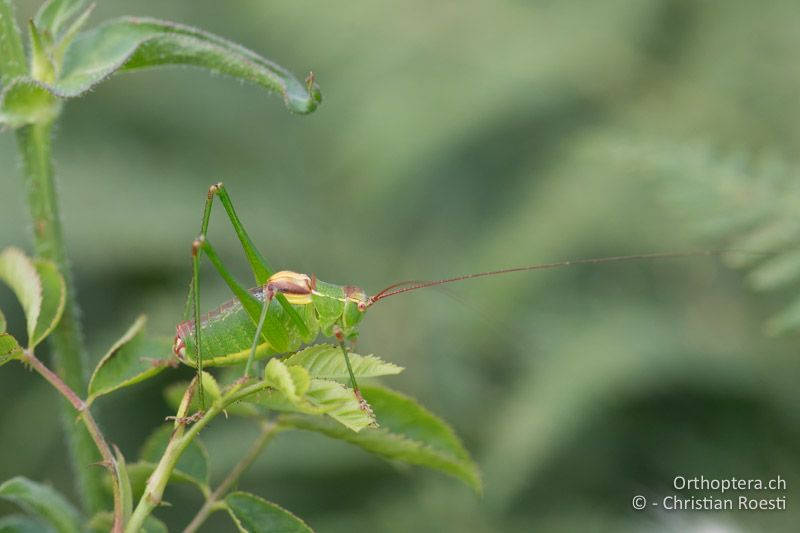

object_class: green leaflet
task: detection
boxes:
[0,248,66,350]
[0,477,82,533]
[87,315,174,403]
[259,359,375,432]
[139,425,209,488]
[283,344,404,380]
[225,492,312,533]
[281,385,481,492]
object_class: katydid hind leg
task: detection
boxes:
[205,183,310,337]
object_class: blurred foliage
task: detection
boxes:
[2,0,800,531]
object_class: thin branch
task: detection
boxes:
[183,419,281,533]
[23,350,124,533]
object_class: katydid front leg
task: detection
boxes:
[333,326,375,419]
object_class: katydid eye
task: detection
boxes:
[357,302,366,312]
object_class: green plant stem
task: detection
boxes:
[183,419,281,533]
[22,349,123,533]
[16,121,107,513]
[126,379,275,533]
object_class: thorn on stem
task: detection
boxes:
[165,410,204,425]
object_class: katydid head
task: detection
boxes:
[342,285,369,328]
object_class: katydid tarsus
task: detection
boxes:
[173,182,760,424]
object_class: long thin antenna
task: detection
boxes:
[367,250,763,305]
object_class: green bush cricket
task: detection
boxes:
[173,183,761,422]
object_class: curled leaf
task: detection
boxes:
[60,17,320,113]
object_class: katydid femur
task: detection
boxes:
[174,183,759,422]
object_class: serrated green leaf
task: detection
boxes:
[35,0,87,39]
[0,477,81,533]
[87,315,174,403]
[0,515,51,533]
[56,17,321,114]
[0,0,26,86]
[30,260,65,349]
[281,385,481,492]
[225,492,312,533]
[0,248,65,348]
[284,344,404,380]
[139,425,209,487]
[304,379,374,432]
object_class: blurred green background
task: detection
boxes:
[2,1,800,531]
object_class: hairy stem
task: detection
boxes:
[23,350,123,532]
[183,419,281,533]
[16,121,107,513]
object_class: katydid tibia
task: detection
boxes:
[173,183,758,424]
